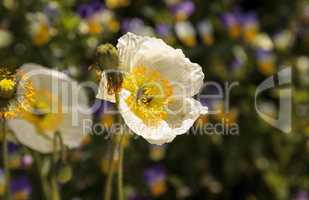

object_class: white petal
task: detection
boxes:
[58,85,92,149]
[18,63,92,149]
[118,90,176,145]
[117,32,204,97]
[96,71,116,103]
[165,98,208,135]
[7,119,54,154]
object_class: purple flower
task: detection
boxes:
[231,57,243,69]
[8,142,20,154]
[77,0,104,18]
[171,1,195,17]
[294,191,309,200]
[143,165,166,186]
[255,49,272,60]
[240,12,258,26]
[11,177,32,196]
[155,24,172,37]
[221,12,238,27]
[122,18,144,33]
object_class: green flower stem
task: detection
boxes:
[2,117,12,200]
[104,140,117,200]
[33,152,51,200]
[117,134,125,200]
[51,132,61,200]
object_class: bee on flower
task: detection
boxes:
[28,12,57,46]
[8,64,92,153]
[97,33,207,145]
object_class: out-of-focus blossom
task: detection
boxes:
[8,143,22,169]
[231,46,247,70]
[149,145,166,161]
[273,30,295,51]
[144,165,167,197]
[43,2,59,21]
[221,12,241,39]
[197,20,214,46]
[175,21,197,47]
[256,49,276,76]
[21,155,33,168]
[11,177,32,200]
[8,64,92,153]
[122,18,154,36]
[240,12,259,42]
[296,56,309,85]
[106,0,130,9]
[253,33,274,50]
[155,24,175,44]
[78,2,119,35]
[0,29,12,48]
[171,1,195,21]
[294,191,309,200]
[28,12,56,46]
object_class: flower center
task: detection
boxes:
[21,90,63,133]
[123,66,173,126]
[0,78,16,99]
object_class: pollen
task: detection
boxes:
[21,90,63,133]
[0,79,15,91]
[123,66,173,126]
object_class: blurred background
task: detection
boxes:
[0,0,309,199]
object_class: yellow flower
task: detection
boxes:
[97,33,207,145]
[0,68,34,119]
[8,64,92,153]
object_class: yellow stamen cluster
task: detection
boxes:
[123,66,173,126]
[21,90,63,134]
[0,69,35,119]
[0,79,15,91]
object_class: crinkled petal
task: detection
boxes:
[165,98,208,135]
[119,90,176,145]
[117,32,204,97]
[96,71,116,103]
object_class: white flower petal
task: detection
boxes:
[117,32,204,97]
[96,71,116,103]
[165,98,208,135]
[15,64,92,151]
[7,119,54,154]
[58,83,92,149]
[118,90,176,145]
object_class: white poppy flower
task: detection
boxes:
[97,32,207,145]
[8,64,92,153]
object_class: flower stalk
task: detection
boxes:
[2,116,12,200]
